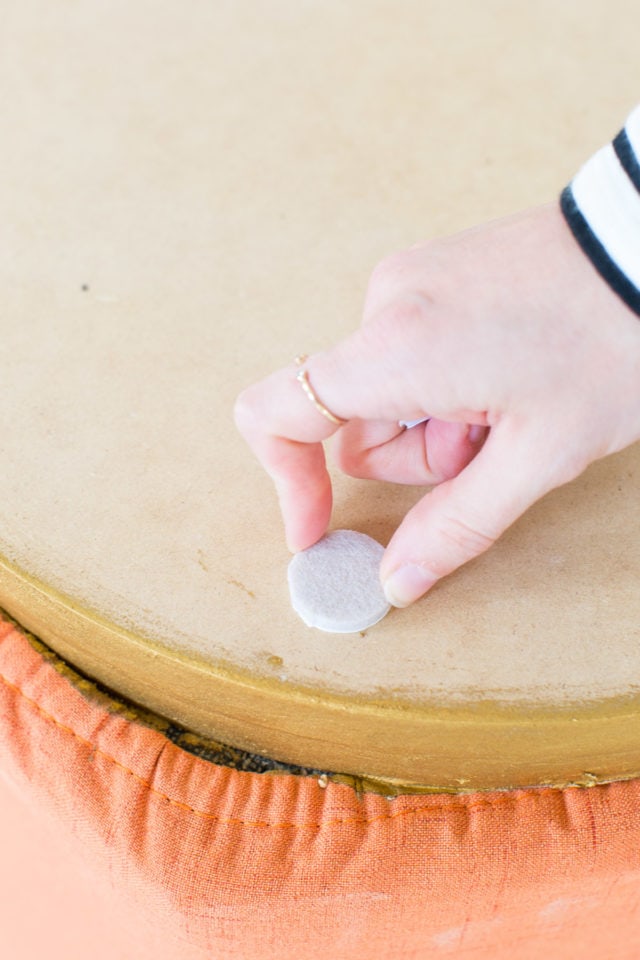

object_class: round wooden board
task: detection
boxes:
[1,0,640,790]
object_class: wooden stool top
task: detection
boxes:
[1,1,639,790]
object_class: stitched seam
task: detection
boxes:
[0,644,557,830]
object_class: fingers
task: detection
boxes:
[332,418,487,485]
[235,289,493,560]
[379,423,565,607]
[234,312,436,552]
[234,364,339,551]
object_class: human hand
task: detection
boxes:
[235,203,640,607]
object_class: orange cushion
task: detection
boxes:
[1,613,640,959]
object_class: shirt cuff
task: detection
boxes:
[560,105,640,316]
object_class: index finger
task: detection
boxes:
[234,358,346,552]
[234,318,435,550]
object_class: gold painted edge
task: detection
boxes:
[1,550,640,792]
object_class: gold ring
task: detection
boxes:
[293,355,347,426]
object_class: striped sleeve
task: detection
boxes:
[560,105,640,316]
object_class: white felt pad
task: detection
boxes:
[287,529,391,633]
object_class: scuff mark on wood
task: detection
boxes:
[225,576,256,599]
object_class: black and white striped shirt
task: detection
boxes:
[561,106,640,316]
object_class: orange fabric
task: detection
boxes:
[1,615,640,959]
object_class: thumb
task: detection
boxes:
[380,424,569,607]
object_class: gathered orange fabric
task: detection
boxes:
[1,614,640,959]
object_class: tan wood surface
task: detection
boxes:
[1,0,640,790]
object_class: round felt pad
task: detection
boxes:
[287,529,391,633]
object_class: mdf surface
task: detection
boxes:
[1,0,639,789]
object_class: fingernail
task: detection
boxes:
[383,564,437,608]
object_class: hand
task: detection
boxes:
[235,203,640,607]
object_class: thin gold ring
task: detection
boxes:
[293,355,347,426]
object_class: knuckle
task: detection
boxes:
[331,431,368,477]
[368,252,407,290]
[435,512,497,563]
[334,448,367,479]
[365,247,441,344]
[369,294,432,348]
[366,244,439,304]
[365,252,416,313]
